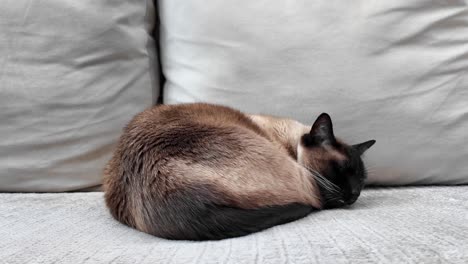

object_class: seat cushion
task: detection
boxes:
[1,187,467,263]
[159,0,468,185]
[0,0,158,191]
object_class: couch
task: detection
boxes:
[1,1,467,263]
[2,187,468,263]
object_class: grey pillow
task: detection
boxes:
[159,0,468,185]
[0,0,158,191]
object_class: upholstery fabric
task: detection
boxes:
[0,0,158,191]
[159,0,468,184]
[1,187,467,263]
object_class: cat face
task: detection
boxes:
[298,113,375,209]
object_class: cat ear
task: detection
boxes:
[352,140,376,155]
[310,113,335,145]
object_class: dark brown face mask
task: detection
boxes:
[300,113,376,208]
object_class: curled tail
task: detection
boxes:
[135,185,315,241]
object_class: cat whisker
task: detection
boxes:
[310,170,341,195]
[312,174,337,191]
[316,179,341,195]
[324,196,344,205]
[365,169,377,178]
[312,170,340,190]
[324,196,341,202]
[365,167,378,174]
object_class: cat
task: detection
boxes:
[103,103,375,240]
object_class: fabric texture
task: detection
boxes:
[0,0,158,191]
[1,187,467,263]
[159,0,468,185]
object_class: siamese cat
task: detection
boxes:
[104,103,375,240]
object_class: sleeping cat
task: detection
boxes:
[104,103,375,240]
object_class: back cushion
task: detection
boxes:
[0,0,157,191]
[159,0,468,185]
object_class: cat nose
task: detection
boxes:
[346,191,360,204]
[346,195,358,205]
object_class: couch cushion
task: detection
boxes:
[159,0,468,185]
[1,187,467,263]
[0,0,158,191]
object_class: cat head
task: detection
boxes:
[297,113,375,209]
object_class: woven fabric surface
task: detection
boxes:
[1,186,467,263]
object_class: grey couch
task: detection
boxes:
[2,186,467,263]
[2,1,468,263]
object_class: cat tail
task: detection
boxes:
[141,185,315,241]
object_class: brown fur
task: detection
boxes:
[103,103,354,238]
